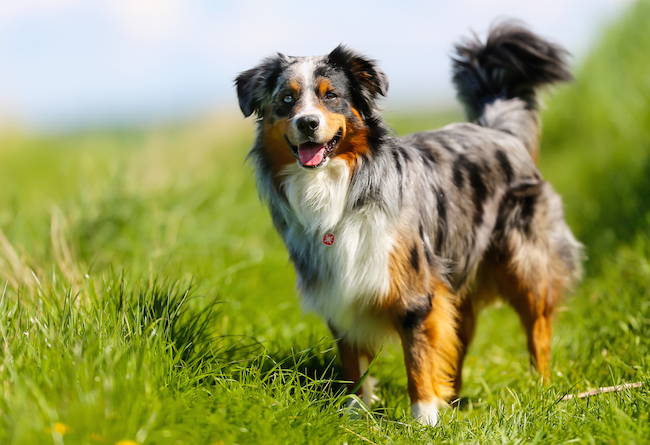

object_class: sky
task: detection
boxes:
[0,0,635,132]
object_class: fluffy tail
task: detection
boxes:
[452,21,572,160]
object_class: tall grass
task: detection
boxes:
[1,1,650,443]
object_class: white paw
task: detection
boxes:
[362,375,380,407]
[358,356,380,407]
[411,400,440,426]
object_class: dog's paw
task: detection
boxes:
[411,400,440,426]
[363,375,380,405]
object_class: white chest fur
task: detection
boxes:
[282,158,350,236]
[280,159,396,350]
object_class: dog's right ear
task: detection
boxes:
[235,54,286,118]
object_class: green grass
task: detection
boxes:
[2,2,650,443]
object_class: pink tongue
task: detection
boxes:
[298,144,326,166]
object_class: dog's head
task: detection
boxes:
[236,46,388,169]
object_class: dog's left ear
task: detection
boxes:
[327,45,388,117]
[235,54,286,118]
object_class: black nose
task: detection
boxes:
[295,115,320,136]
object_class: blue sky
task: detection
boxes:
[0,0,634,131]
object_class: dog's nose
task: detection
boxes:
[295,115,320,136]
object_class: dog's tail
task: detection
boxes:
[452,21,572,161]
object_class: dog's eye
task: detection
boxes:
[283,95,294,104]
[324,91,338,100]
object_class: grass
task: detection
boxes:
[1,1,650,443]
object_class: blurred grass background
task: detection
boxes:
[540,0,650,266]
[1,1,649,443]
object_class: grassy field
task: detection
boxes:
[1,2,650,444]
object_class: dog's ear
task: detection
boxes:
[327,45,388,117]
[235,54,286,118]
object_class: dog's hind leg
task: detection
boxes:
[495,264,556,380]
[453,296,477,398]
[494,184,582,380]
[453,261,500,398]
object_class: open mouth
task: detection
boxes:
[285,130,342,168]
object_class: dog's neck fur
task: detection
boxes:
[280,159,351,235]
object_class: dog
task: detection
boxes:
[235,21,582,426]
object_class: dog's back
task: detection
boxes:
[386,22,581,296]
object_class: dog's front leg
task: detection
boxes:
[398,291,459,426]
[333,332,376,408]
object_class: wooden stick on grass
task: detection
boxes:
[561,382,644,401]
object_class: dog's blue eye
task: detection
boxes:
[283,95,294,103]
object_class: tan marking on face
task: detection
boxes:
[317,78,334,97]
[335,107,370,170]
[319,107,346,139]
[288,79,301,96]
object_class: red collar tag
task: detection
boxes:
[322,233,335,246]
